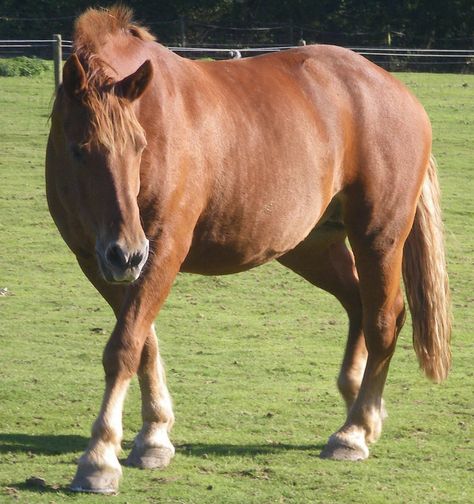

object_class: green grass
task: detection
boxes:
[0,68,473,503]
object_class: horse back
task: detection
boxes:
[158,46,430,273]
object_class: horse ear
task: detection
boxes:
[115,60,153,102]
[63,54,87,99]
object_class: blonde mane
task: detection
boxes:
[68,6,155,154]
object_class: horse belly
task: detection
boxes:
[181,179,332,275]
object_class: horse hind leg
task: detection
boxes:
[277,226,368,412]
[320,192,412,461]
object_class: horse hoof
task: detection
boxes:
[320,433,369,461]
[125,445,174,469]
[70,465,121,494]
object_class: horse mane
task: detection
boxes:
[65,5,154,154]
[74,5,155,55]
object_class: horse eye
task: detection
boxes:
[70,144,84,162]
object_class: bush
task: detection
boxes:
[0,56,50,77]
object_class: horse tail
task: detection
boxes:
[402,154,452,383]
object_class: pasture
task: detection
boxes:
[0,64,473,503]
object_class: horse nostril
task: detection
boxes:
[105,243,128,270]
[129,252,144,268]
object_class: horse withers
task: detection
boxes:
[45,6,451,494]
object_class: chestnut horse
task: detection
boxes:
[46,6,451,494]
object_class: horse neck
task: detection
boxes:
[96,36,182,84]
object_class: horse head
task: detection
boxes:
[56,54,153,284]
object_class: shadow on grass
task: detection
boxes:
[1,434,325,459]
[0,433,88,455]
[177,442,325,457]
[1,437,325,496]
[5,481,71,496]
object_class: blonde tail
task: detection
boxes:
[402,155,452,382]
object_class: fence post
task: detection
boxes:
[179,16,187,47]
[288,19,294,46]
[53,33,62,92]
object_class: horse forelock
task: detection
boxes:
[80,87,145,156]
[66,5,151,155]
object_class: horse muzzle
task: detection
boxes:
[96,239,150,284]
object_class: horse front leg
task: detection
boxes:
[70,251,183,494]
[125,325,175,469]
[70,368,132,493]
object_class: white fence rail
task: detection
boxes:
[1,38,473,91]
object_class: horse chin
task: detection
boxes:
[107,272,141,285]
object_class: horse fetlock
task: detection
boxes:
[360,402,387,443]
[70,446,122,494]
[91,420,123,449]
[147,394,175,429]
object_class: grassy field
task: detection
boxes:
[0,64,473,503]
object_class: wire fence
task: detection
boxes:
[2,14,473,48]
[0,38,473,77]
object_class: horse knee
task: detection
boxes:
[103,336,142,378]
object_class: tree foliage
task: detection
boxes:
[0,0,472,48]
